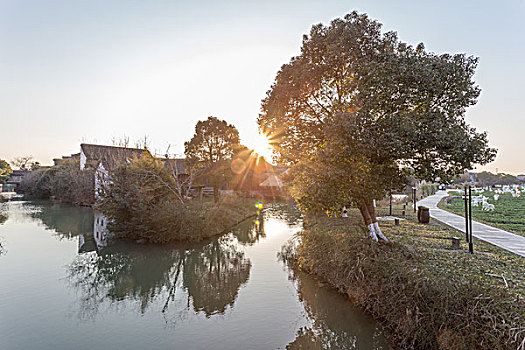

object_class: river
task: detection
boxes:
[0,200,389,349]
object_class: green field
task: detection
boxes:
[440,191,525,237]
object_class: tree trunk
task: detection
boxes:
[359,201,377,241]
[359,199,388,242]
[213,186,219,203]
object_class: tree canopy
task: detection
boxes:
[258,12,496,217]
[184,116,242,201]
[0,159,12,184]
[184,116,241,166]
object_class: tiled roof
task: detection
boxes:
[80,144,152,171]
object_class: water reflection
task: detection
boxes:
[67,232,252,320]
[68,242,187,318]
[285,270,389,349]
[182,235,251,317]
[233,214,265,245]
[0,202,6,255]
[26,202,94,240]
[3,201,389,348]
[267,202,303,226]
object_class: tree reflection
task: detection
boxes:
[0,202,7,255]
[232,214,265,246]
[67,233,251,320]
[183,235,251,317]
[266,202,302,226]
[0,212,7,225]
[26,202,94,240]
[285,268,388,349]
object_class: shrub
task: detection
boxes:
[20,159,94,206]
[97,158,256,243]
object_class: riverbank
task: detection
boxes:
[287,209,525,349]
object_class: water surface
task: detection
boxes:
[0,201,389,349]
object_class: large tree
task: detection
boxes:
[184,116,241,201]
[258,12,496,241]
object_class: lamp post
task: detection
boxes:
[468,186,474,254]
[464,186,469,242]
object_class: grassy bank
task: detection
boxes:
[101,195,258,243]
[286,209,525,349]
[439,192,525,237]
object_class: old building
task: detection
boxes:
[80,143,153,195]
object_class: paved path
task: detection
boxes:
[417,190,525,258]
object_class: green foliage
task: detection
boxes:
[289,214,524,349]
[285,113,409,214]
[97,158,257,243]
[20,159,94,205]
[259,11,496,214]
[443,192,525,236]
[0,159,12,184]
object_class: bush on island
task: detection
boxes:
[97,157,256,243]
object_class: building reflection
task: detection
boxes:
[66,212,259,320]
[28,202,276,321]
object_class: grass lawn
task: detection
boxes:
[322,205,525,295]
[439,191,525,237]
[377,207,525,294]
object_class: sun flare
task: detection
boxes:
[248,132,273,162]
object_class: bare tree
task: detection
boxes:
[11,156,34,170]
[111,136,130,148]
[135,135,150,150]
[164,145,196,203]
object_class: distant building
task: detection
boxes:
[517,174,525,181]
[159,158,189,183]
[53,153,80,166]
[79,143,152,195]
[6,169,30,191]
[0,183,16,193]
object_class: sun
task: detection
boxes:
[248,132,273,162]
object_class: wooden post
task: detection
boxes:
[413,187,417,213]
[469,186,474,254]
[389,192,393,216]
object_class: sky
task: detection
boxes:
[1,0,524,173]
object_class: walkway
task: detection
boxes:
[417,190,525,258]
